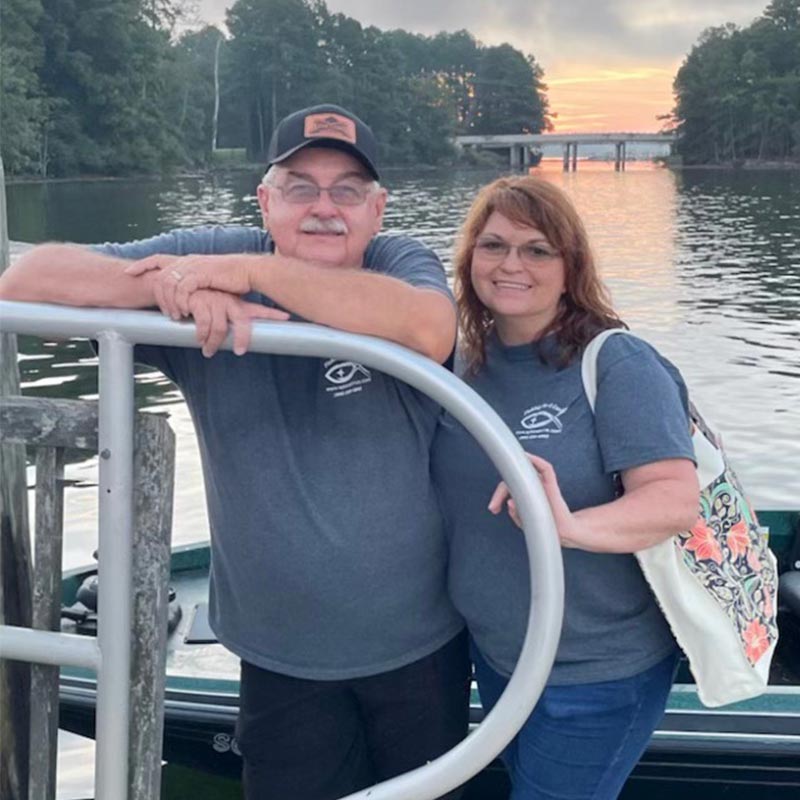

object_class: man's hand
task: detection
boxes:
[187,289,289,357]
[125,254,257,320]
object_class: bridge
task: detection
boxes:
[455,132,677,171]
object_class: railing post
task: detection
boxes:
[0,303,564,800]
[94,334,135,800]
[0,156,33,800]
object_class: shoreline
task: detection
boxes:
[7,158,800,185]
[670,160,800,172]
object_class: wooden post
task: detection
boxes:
[562,144,570,172]
[129,413,175,800]
[0,156,33,800]
[571,142,578,171]
[0,397,176,800]
[29,447,65,800]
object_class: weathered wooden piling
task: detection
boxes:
[0,156,33,800]
[0,396,176,800]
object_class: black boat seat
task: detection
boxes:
[779,570,800,618]
[184,602,219,645]
[61,573,182,635]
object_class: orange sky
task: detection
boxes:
[546,64,680,133]
[195,1,770,135]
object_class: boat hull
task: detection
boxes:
[59,511,800,796]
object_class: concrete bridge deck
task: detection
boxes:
[455,132,676,170]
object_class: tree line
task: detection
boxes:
[0,0,550,178]
[671,0,800,164]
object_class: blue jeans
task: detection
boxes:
[473,646,678,800]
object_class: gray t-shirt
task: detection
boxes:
[431,333,695,684]
[95,226,464,679]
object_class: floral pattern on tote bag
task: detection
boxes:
[678,407,779,666]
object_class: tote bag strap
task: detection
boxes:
[580,328,630,412]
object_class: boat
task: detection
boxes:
[58,509,800,799]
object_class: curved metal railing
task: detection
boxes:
[0,300,564,800]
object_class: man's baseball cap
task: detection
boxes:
[266,104,380,180]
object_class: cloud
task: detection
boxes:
[194,0,770,131]
[196,1,768,68]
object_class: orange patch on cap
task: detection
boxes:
[304,113,357,144]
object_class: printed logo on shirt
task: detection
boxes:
[516,404,566,440]
[323,359,372,398]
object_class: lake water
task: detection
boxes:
[4,160,800,797]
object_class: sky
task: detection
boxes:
[191,0,771,132]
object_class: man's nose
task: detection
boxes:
[309,188,339,215]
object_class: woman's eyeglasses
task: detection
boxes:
[474,237,560,265]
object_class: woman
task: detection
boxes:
[432,176,699,800]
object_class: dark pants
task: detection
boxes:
[236,630,470,800]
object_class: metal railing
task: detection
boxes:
[0,300,564,800]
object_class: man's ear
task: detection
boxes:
[372,187,388,235]
[257,183,270,227]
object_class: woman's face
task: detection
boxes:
[470,211,566,345]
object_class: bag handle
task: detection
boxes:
[580,328,630,412]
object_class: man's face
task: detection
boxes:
[257,147,387,268]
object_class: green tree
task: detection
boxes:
[36,0,187,176]
[172,26,226,164]
[0,0,46,174]
[471,44,549,134]
[673,3,800,163]
[226,0,325,160]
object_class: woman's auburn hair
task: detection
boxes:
[454,175,625,373]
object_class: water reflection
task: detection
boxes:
[6,164,800,511]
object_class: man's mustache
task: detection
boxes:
[300,217,348,234]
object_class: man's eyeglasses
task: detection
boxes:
[474,237,560,265]
[273,181,373,206]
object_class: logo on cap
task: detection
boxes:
[304,113,357,144]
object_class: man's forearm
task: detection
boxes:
[0,243,157,308]
[248,254,456,362]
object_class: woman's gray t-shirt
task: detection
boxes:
[432,333,695,684]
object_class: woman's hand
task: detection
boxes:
[489,454,583,547]
[490,454,698,553]
[125,254,257,320]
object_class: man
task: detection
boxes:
[0,104,469,799]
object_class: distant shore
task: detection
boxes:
[669,159,800,171]
[5,157,800,185]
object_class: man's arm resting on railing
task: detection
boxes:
[0,244,291,357]
[0,243,158,308]
[127,252,457,364]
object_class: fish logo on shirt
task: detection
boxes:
[324,361,371,385]
[323,358,373,398]
[517,404,566,439]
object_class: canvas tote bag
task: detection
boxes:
[581,329,779,707]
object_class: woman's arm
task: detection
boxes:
[489,454,699,553]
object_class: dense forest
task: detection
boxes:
[671,0,800,164]
[0,0,550,177]
[3,0,797,178]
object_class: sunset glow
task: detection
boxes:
[546,64,679,132]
